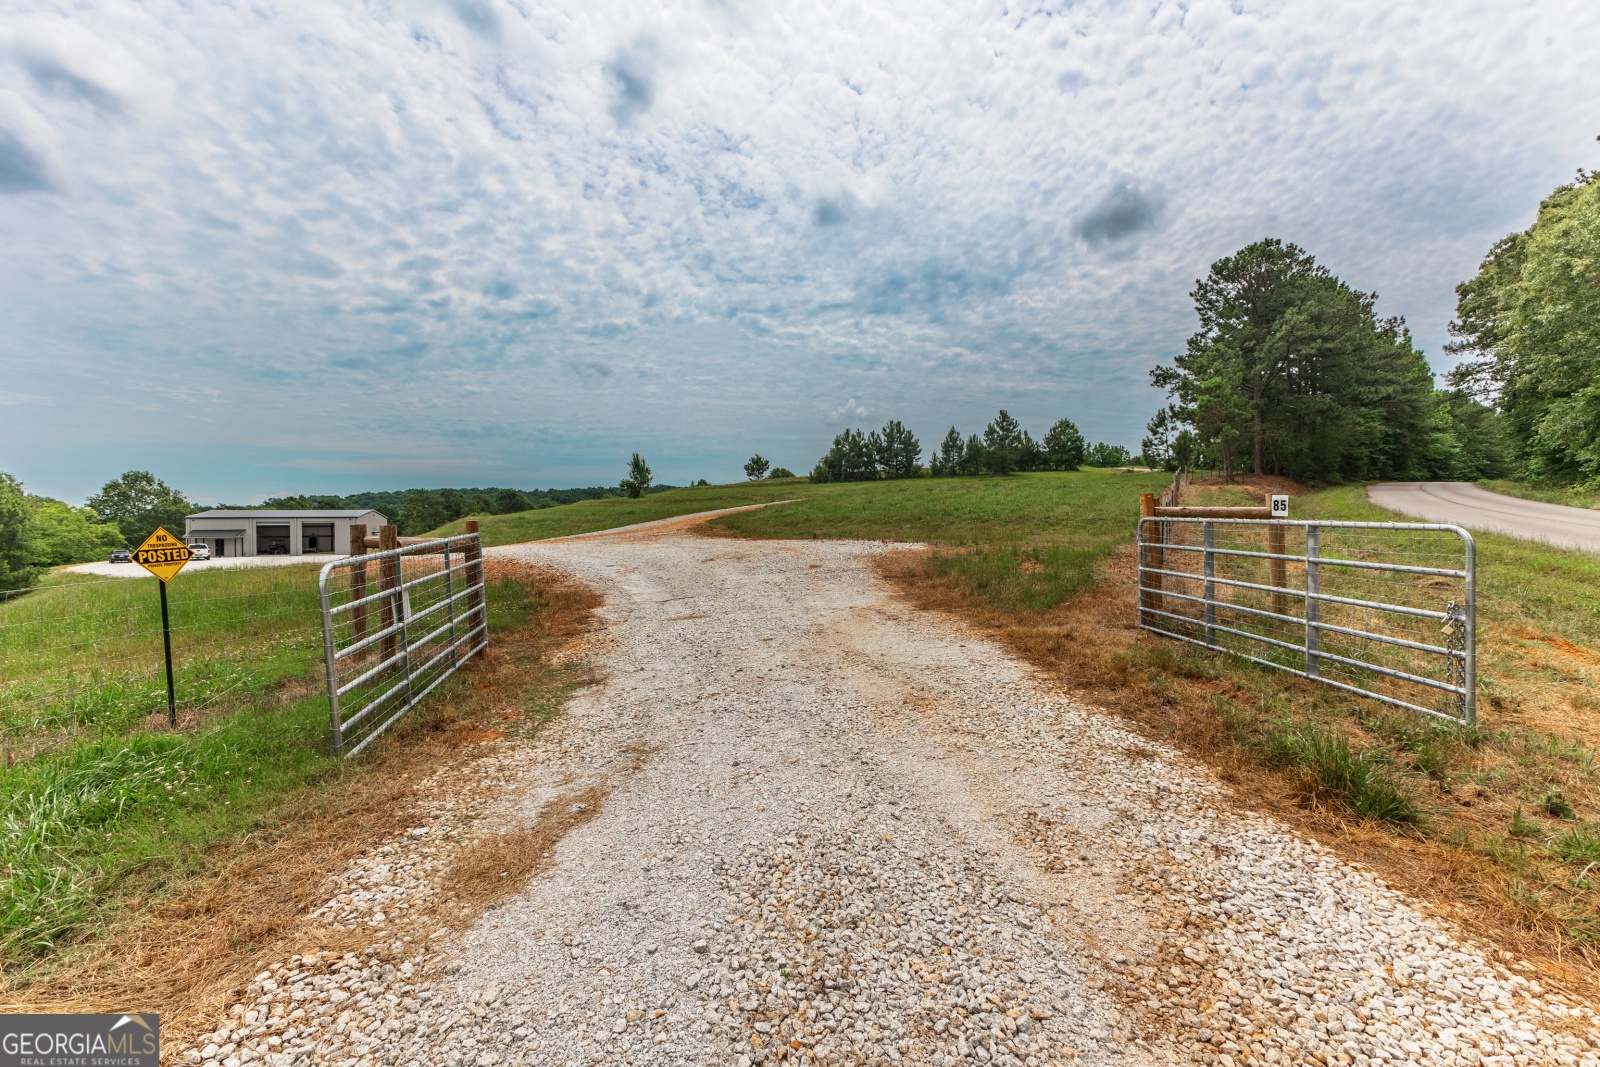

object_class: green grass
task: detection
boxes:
[0,570,546,966]
[435,468,1168,612]
[430,478,819,546]
[1478,479,1600,512]
[712,468,1170,610]
[1,565,329,750]
[1215,693,1428,824]
[1293,484,1600,654]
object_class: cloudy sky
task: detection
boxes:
[1,0,1596,501]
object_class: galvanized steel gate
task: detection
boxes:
[1137,517,1476,723]
[318,532,488,756]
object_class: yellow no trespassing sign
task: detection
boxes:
[132,527,193,583]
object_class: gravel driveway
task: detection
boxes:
[181,526,1599,1067]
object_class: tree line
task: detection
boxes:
[806,414,1136,482]
[1143,238,1505,483]
[0,468,683,589]
[261,485,645,534]
[1446,160,1599,487]
[0,470,183,591]
[1145,150,1599,489]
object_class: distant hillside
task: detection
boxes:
[205,484,680,535]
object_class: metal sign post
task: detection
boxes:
[131,527,194,726]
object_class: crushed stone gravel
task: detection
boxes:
[178,530,1599,1067]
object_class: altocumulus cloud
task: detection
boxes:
[0,0,1597,499]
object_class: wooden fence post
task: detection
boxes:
[1267,520,1288,619]
[1139,493,1163,624]
[379,524,400,667]
[463,520,486,641]
[349,523,368,651]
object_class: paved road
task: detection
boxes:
[1368,481,1600,552]
[180,522,1597,1067]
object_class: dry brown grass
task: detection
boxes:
[0,561,601,1046]
[441,784,610,918]
[438,742,657,924]
[878,537,1600,1005]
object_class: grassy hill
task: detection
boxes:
[427,478,819,545]
[432,468,1171,611]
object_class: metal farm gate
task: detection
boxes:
[318,530,488,756]
[1137,513,1476,723]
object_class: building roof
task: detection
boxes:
[188,509,385,519]
[188,528,246,537]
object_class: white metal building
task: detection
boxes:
[184,509,389,558]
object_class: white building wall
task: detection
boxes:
[185,511,389,557]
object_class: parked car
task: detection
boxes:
[109,549,132,563]
[188,543,212,560]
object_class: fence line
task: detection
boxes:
[1157,466,1190,508]
[1137,513,1476,723]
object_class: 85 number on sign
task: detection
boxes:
[131,528,194,726]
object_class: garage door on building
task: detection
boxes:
[302,523,335,554]
[256,524,291,554]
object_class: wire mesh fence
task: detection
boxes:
[0,568,329,756]
[318,533,488,758]
[1137,517,1476,723]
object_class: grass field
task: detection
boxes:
[2,565,328,757]
[1479,479,1600,512]
[711,468,1169,609]
[0,563,572,972]
[430,478,818,546]
[438,468,1171,611]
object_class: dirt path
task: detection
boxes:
[180,526,1597,1067]
[1367,481,1600,552]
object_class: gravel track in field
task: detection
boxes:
[181,528,1599,1067]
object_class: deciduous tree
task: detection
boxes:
[493,488,534,514]
[26,497,125,566]
[399,489,449,534]
[1085,442,1134,467]
[86,470,193,547]
[0,473,38,591]
[744,455,771,480]
[1448,171,1600,483]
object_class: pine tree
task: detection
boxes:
[1042,418,1087,470]
[981,410,1024,475]
[620,453,653,498]
[933,427,964,476]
